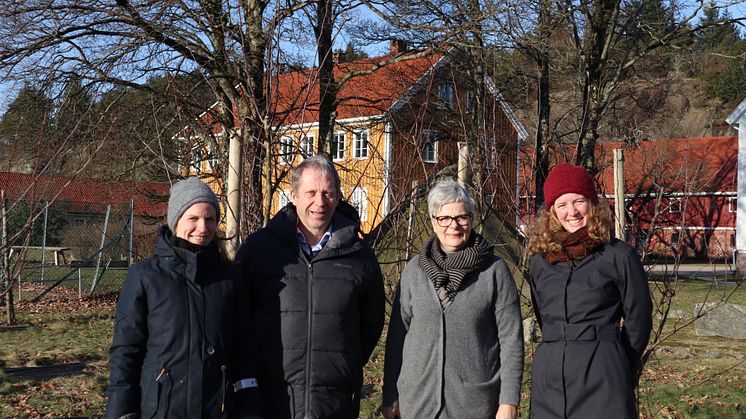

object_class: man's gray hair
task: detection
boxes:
[427,178,475,216]
[291,155,341,193]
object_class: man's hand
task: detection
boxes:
[495,403,518,419]
[381,406,400,419]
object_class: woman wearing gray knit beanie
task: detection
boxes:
[382,178,524,419]
[106,177,261,419]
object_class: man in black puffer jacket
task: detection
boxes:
[236,156,385,419]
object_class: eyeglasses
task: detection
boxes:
[432,213,472,228]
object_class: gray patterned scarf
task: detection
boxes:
[418,232,494,309]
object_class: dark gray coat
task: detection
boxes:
[528,239,652,419]
[106,226,257,419]
[235,202,385,419]
[382,255,524,418]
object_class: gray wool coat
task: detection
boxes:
[382,255,524,418]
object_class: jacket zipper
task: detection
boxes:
[304,262,314,419]
[221,364,228,413]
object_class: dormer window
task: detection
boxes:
[437,83,455,109]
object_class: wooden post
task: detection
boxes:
[225,129,242,259]
[613,149,625,240]
[405,181,418,261]
[457,142,470,186]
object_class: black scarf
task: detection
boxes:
[418,233,494,309]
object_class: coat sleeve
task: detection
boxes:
[526,255,544,330]
[381,262,414,408]
[616,244,653,374]
[230,271,263,417]
[359,250,385,364]
[105,265,148,419]
[493,259,524,406]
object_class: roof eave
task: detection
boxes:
[726,97,746,126]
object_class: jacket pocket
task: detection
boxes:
[150,368,172,419]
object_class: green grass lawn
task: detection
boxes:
[1,279,744,418]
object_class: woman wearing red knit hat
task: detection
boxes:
[525,163,652,419]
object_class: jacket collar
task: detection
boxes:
[268,201,362,254]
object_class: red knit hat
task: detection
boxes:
[543,163,599,209]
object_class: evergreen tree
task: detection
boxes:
[0,83,53,172]
[697,5,741,51]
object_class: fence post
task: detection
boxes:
[90,205,111,293]
[613,149,625,240]
[128,198,134,267]
[40,202,48,283]
[2,190,15,325]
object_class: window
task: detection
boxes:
[421,130,437,163]
[280,136,293,164]
[207,143,219,170]
[191,145,203,173]
[353,130,369,159]
[729,197,737,213]
[332,132,346,161]
[669,198,681,213]
[437,83,455,109]
[466,90,473,113]
[73,217,86,227]
[350,187,368,222]
[278,189,291,209]
[300,134,314,159]
[484,138,497,169]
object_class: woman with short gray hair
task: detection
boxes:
[382,178,524,419]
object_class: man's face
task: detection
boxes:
[291,167,340,239]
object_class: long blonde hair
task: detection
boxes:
[526,199,612,255]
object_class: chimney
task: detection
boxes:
[389,39,408,55]
[333,51,345,64]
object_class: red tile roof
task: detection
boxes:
[0,172,169,217]
[520,136,737,196]
[269,52,444,126]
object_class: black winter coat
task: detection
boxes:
[106,226,255,419]
[528,239,652,419]
[235,202,385,419]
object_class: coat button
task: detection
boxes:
[206,345,215,355]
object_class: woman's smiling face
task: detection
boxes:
[553,193,589,233]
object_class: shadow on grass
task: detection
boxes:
[4,362,90,381]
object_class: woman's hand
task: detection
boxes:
[495,403,518,419]
[381,406,400,419]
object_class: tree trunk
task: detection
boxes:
[315,0,336,159]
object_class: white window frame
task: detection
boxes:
[437,83,455,109]
[207,142,219,170]
[350,187,368,222]
[73,217,86,227]
[728,196,737,213]
[421,130,437,163]
[300,134,314,159]
[353,130,369,160]
[278,189,291,209]
[191,145,203,173]
[280,136,294,165]
[332,131,346,161]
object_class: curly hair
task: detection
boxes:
[526,199,612,255]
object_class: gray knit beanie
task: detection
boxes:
[167,177,221,232]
